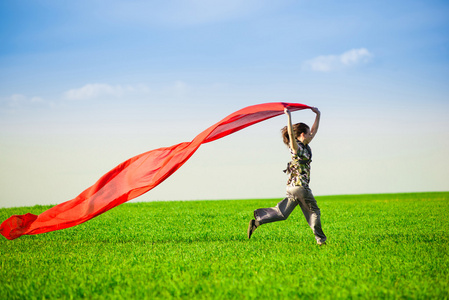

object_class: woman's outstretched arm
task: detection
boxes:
[309,107,321,142]
[284,108,298,152]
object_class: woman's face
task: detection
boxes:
[301,129,313,144]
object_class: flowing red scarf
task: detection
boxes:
[0,102,310,240]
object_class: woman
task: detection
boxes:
[247,107,327,245]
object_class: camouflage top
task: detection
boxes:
[284,141,312,187]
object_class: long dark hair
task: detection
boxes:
[281,123,309,146]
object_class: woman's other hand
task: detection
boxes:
[310,107,320,115]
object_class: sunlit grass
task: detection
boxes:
[1,192,448,299]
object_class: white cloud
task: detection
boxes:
[340,48,372,66]
[304,55,338,72]
[0,94,47,112]
[64,83,150,100]
[303,48,372,72]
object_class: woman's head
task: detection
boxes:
[281,123,310,146]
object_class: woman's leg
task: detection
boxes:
[248,191,298,239]
[291,186,327,244]
[254,192,298,225]
[248,192,298,239]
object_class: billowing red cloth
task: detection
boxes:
[0,102,310,240]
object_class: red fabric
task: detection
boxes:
[0,102,310,240]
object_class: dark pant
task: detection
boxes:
[254,185,327,244]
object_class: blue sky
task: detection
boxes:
[1,0,448,208]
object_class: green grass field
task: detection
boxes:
[1,192,448,299]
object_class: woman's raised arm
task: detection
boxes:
[284,108,298,152]
[309,107,321,142]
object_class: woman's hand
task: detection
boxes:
[284,108,291,115]
[310,107,320,115]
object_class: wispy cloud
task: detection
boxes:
[0,94,48,112]
[64,83,150,100]
[303,48,373,72]
[1,81,191,113]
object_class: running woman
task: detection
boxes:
[247,107,327,245]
